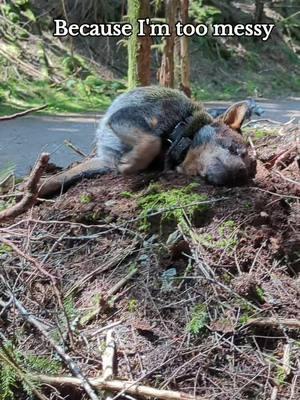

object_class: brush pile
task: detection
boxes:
[0,122,299,400]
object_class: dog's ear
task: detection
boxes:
[219,101,250,131]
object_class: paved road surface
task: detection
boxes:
[0,99,299,177]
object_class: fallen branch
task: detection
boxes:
[247,317,300,330]
[11,296,100,400]
[0,153,50,223]
[102,330,116,381]
[0,105,48,121]
[33,375,204,400]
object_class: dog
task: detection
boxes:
[37,86,256,197]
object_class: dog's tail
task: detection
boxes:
[37,158,111,198]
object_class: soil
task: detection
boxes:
[0,124,299,400]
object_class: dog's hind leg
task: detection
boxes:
[108,112,162,175]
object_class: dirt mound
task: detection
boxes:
[0,127,299,400]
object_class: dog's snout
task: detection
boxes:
[205,158,249,186]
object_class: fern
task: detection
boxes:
[0,363,17,400]
[0,342,62,398]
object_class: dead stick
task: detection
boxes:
[11,296,100,400]
[0,153,49,223]
[33,375,204,400]
[0,105,48,121]
[64,139,87,158]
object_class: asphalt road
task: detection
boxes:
[0,99,299,177]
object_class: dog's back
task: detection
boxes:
[96,86,201,168]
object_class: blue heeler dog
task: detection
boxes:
[38,86,257,196]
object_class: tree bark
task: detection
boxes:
[159,0,190,96]
[179,0,191,97]
[127,0,140,89]
[254,0,265,24]
[159,0,176,87]
[137,0,152,86]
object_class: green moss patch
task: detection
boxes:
[138,183,209,232]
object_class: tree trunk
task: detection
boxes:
[161,0,190,96]
[159,0,176,87]
[179,0,191,97]
[174,1,182,89]
[127,0,140,89]
[254,0,265,24]
[137,0,152,86]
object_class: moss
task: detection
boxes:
[137,183,209,232]
[80,193,93,204]
[128,299,138,313]
[253,129,277,140]
[195,219,238,252]
[0,244,12,255]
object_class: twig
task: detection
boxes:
[0,105,48,121]
[10,295,100,400]
[33,375,204,400]
[64,139,88,158]
[243,118,286,127]
[0,153,49,223]
[274,171,300,187]
[248,136,257,158]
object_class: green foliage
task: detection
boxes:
[0,76,123,115]
[25,354,61,375]
[128,298,138,313]
[63,295,78,321]
[0,341,61,399]
[238,300,257,325]
[196,220,238,252]
[121,191,135,199]
[189,0,221,24]
[186,304,208,335]
[138,183,208,231]
[276,365,288,386]
[255,286,265,303]
[0,244,12,255]
[62,55,85,75]
[0,360,17,400]
[80,193,93,204]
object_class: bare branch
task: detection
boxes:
[0,153,50,223]
[0,105,48,121]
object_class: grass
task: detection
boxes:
[0,76,125,116]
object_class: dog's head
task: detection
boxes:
[177,102,257,185]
